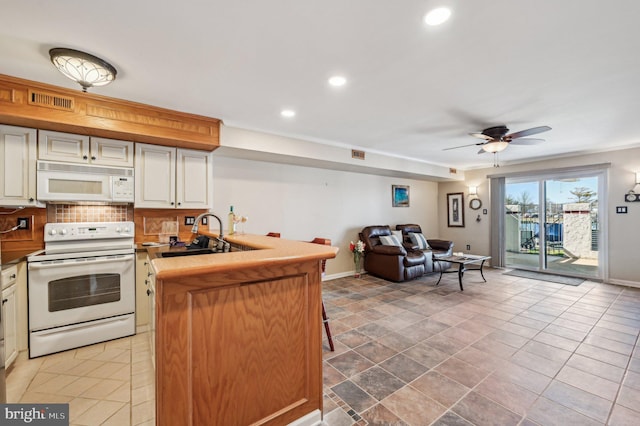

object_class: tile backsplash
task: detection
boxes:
[47,204,134,223]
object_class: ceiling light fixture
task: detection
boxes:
[49,48,117,92]
[280,109,296,118]
[328,76,347,87]
[481,141,509,153]
[424,7,452,26]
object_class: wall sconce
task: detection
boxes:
[468,186,478,197]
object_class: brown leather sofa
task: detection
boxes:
[396,224,454,273]
[359,225,426,282]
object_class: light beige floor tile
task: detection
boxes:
[81,378,127,399]
[86,361,128,379]
[58,376,103,397]
[106,380,132,403]
[74,400,125,425]
[68,396,100,420]
[132,399,155,425]
[36,374,80,394]
[20,391,74,403]
[132,384,154,406]
[102,403,131,425]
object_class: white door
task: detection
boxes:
[38,130,90,163]
[90,137,134,167]
[0,125,39,206]
[176,148,212,209]
[135,143,176,208]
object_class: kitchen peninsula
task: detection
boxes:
[148,233,338,426]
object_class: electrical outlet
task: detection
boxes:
[466,244,471,250]
[202,217,208,225]
[17,217,29,230]
[185,216,195,225]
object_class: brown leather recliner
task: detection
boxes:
[359,225,426,282]
[395,224,454,273]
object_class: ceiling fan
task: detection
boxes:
[444,125,552,154]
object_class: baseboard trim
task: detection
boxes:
[287,409,322,426]
[606,278,640,289]
[323,271,366,281]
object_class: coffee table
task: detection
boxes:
[435,254,491,291]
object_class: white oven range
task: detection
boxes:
[27,221,136,358]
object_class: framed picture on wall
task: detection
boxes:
[392,185,410,207]
[447,192,465,227]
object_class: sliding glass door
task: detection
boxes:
[505,173,601,279]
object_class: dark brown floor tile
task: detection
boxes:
[380,353,430,383]
[353,340,398,364]
[533,331,580,352]
[543,380,612,423]
[352,366,405,401]
[359,308,388,321]
[331,380,376,413]
[452,391,522,426]
[431,411,474,426]
[576,343,629,368]
[336,329,372,348]
[402,342,450,369]
[556,365,619,401]
[411,370,469,407]
[475,374,538,415]
[526,397,603,426]
[327,350,375,378]
[382,386,446,425]
[434,357,490,388]
[360,403,409,426]
[608,404,640,426]
[493,362,552,394]
[339,313,371,328]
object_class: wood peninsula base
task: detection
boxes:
[150,235,337,426]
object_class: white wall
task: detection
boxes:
[437,147,640,286]
[212,156,439,277]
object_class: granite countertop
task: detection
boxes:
[148,232,338,280]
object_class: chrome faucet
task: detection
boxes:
[191,213,229,252]
[191,213,223,238]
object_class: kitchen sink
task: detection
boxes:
[160,248,217,257]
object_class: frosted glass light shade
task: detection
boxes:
[49,48,117,92]
[482,141,509,153]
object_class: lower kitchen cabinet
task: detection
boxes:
[2,266,18,368]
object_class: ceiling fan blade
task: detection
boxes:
[510,138,544,145]
[443,142,484,151]
[469,132,493,140]
[507,125,551,139]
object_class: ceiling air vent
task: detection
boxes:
[28,89,74,111]
[352,149,365,160]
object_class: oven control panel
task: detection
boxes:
[44,221,135,242]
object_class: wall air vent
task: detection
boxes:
[352,149,366,160]
[28,89,74,111]
[449,168,457,174]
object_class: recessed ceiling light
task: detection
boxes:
[424,7,451,26]
[328,76,347,87]
[281,109,296,118]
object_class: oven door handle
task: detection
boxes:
[28,255,133,269]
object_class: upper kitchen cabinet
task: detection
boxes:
[38,130,133,167]
[0,124,41,207]
[0,74,220,151]
[135,143,212,209]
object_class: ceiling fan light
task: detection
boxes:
[482,141,509,153]
[49,48,117,92]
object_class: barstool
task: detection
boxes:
[309,237,335,352]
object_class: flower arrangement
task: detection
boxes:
[349,240,366,277]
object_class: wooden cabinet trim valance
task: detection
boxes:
[0,74,220,151]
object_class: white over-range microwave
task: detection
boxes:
[36,160,134,203]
